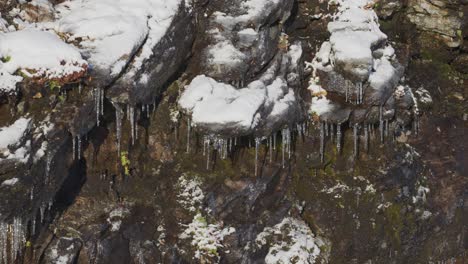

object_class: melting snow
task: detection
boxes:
[180,213,235,261]
[0,29,86,93]
[256,217,327,264]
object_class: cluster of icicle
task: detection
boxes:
[344,82,364,105]
[316,104,416,163]
[0,218,25,264]
[0,198,54,263]
[186,118,307,176]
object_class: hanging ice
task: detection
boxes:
[337,123,342,153]
[255,137,261,176]
[353,124,358,157]
[115,105,122,155]
[129,106,135,145]
[379,106,384,143]
[320,122,325,163]
[186,118,191,153]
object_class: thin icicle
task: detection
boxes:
[129,106,135,145]
[320,122,325,163]
[78,83,82,94]
[0,222,8,264]
[330,123,334,142]
[186,118,191,153]
[337,123,342,153]
[115,105,122,155]
[100,88,104,115]
[206,141,210,170]
[77,137,81,160]
[364,124,369,152]
[95,88,101,126]
[72,136,76,160]
[353,124,359,157]
[325,122,329,137]
[379,106,384,143]
[269,135,273,163]
[273,132,277,150]
[255,138,260,176]
[345,87,348,102]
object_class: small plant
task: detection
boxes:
[48,80,61,91]
[120,151,131,176]
[1,55,11,63]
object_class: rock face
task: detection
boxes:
[407,0,463,47]
[0,0,466,263]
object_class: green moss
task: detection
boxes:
[120,151,131,176]
[1,55,11,63]
[48,80,61,91]
[383,204,403,248]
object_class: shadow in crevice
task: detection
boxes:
[53,158,87,212]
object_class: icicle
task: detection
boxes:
[77,137,81,160]
[203,136,207,156]
[115,105,122,155]
[72,136,76,160]
[0,222,7,264]
[379,106,384,143]
[269,135,273,163]
[31,216,36,236]
[78,83,82,94]
[40,204,45,223]
[129,106,135,145]
[255,138,260,176]
[186,118,191,153]
[345,87,348,102]
[353,124,359,157]
[100,88,104,115]
[206,141,210,170]
[355,84,359,104]
[325,122,329,137]
[337,123,342,153]
[330,123,334,142]
[364,125,369,152]
[95,88,101,126]
[11,217,25,262]
[320,122,325,163]
[273,132,276,150]
[359,82,363,104]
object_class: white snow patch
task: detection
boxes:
[1,178,19,186]
[179,74,295,133]
[180,213,235,261]
[0,29,86,93]
[177,174,205,212]
[256,217,327,264]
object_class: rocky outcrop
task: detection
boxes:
[407,0,463,47]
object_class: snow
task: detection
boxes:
[0,29,86,93]
[180,213,235,260]
[177,174,205,212]
[0,118,30,152]
[1,178,19,187]
[2,0,182,90]
[107,206,130,232]
[309,0,391,83]
[208,41,246,66]
[256,217,327,264]
[310,97,334,116]
[53,0,180,77]
[179,74,295,134]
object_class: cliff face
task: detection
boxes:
[0,0,466,263]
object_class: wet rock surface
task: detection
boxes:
[0,0,466,263]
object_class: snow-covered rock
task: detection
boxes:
[0,29,86,93]
[256,217,329,264]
